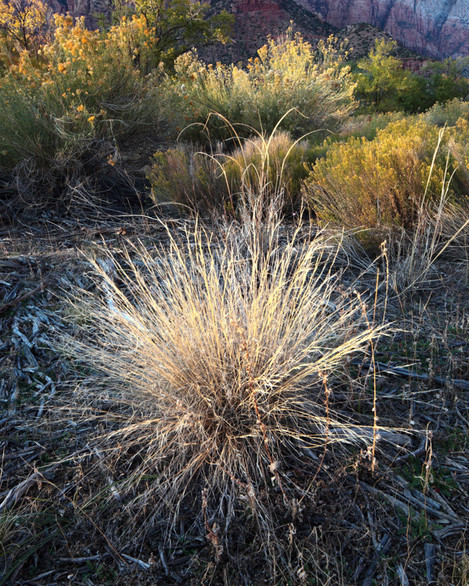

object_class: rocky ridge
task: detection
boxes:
[297,0,469,59]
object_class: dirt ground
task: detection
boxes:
[0,208,467,585]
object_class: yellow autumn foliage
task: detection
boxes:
[0,0,47,56]
[0,14,162,168]
[305,118,466,237]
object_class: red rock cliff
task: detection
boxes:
[296,0,469,59]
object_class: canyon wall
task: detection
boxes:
[296,0,469,59]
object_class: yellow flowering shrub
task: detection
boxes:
[0,14,162,173]
[166,32,356,141]
[304,118,460,236]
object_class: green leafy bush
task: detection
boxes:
[354,39,469,114]
[147,143,225,213]
[354,39,418,113]
[449,117,469,191]
[415,58,469,111]
[424,99,469,128]
[343,112,405,141]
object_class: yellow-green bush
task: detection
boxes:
[165,32,356,142]
[304,118,459,236]
[148,131,312,214]
[424,98,469,128]
[0,14,162,206]
[449,117,469,190]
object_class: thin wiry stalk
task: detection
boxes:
[389,133,469,294]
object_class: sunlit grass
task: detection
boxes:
[64,216,384,572]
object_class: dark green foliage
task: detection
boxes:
[354,39,469,114]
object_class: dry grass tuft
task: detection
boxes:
[64,219,384,572]
[148,117,312,217]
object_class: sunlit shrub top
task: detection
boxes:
[166,32,357,141]
[305,117,464,235]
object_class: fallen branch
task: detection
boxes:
[330,426,411,447]
[0,465,58,512]
[394,437,426,464]
[357,361,469,391]
[59,555,106,563]
[424,543,436,584]
[432,523,467,539]
[0,281,48,315]
[121,553,152,570]
[362,533,392,586]
[359,481,412,517]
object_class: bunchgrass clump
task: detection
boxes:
[148,128,312,215]
[64,216,385,574]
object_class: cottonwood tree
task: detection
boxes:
[355,39,417,111]
[0,0,48,53]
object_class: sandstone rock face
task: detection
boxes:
[202,0,336,63]
[46,0,109,26]
[296,0,469,59]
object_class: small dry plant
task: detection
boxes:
[386,131,469,294]
[148,114,312,217]
[64,217,383,572]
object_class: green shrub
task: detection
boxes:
[354,39,469,114]
[415,58,469,111]
[304,118,459,239]
[449,117,469,192]
[164,32,356,142]
[354,39,419,113]
[424,99,469,128]
[343,112,405,141]
[307,112,405,163]
[148,130,313,215]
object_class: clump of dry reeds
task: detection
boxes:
[64,216,384,573]
[148,121,312,217]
